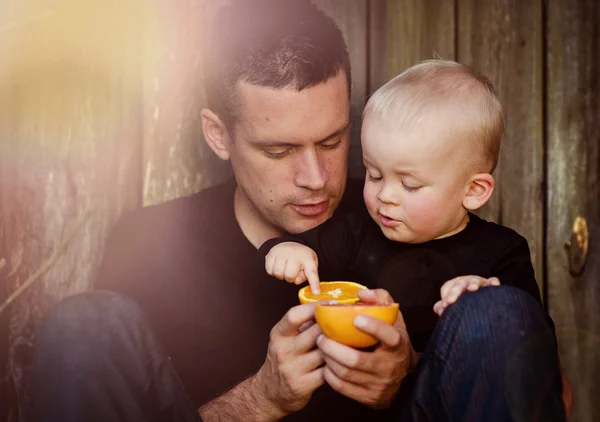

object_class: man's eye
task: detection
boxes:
[264,148,291,159]
[320,138,342,150]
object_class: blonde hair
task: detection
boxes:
[364,59,504,173]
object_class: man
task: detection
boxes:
[34,1,409,421]
[32,1,569,421]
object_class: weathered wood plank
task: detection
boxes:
[0,0,145,417]
[369,0,455,90]
[313,0,368,178]
[141,0,370,200]
[458,0,545,290]
[0,192,14,421]
[546,0,600,420]
[142,0,231,206]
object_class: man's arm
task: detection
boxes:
[200,303,325,421]
[199,376,284,422]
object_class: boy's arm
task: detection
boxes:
[259,211,368,281]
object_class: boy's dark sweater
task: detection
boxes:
[260,206,545,352]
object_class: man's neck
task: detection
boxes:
[234,187,283,248]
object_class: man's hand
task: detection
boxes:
[433,275,501,316]
[317,289,416,408]
[255,303,326,416]
[200,304,325,421]
[265,242,321,294]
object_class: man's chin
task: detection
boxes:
[284,213,332,235]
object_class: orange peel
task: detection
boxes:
[315,303,399,348]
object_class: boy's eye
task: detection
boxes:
[367,172,382,181]
[402,182,423,192]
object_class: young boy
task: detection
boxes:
[261,60,544,350]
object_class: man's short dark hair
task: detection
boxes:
[204,0,352,131]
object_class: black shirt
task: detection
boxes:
[95,179,394,421]
[261,205,545,352]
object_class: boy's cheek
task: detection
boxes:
[362,187,378,214]
[404,196,440,229]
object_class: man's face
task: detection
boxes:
[228,72,350,236]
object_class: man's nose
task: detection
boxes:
[295,149,328,191]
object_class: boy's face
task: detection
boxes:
[361,112,472,244]
[229,72,350,236]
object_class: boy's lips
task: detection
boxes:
[379,213,401,227]
[293,200,329,217]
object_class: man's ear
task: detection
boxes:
[462,173,495,211]
[201,108,232,160]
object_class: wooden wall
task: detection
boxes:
[1,1,598,421]
[546,0,600,420]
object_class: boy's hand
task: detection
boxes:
[433,275,500,316]
[265,242,321,295]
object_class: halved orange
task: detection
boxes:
[315,303,399,348]
[298,281,367,304]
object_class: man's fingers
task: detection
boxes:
[323,366,366,403]
[293,321,322,353]
[304,261,321,295]
[275,304,316,337]
[300,366,326,393]
[298,320,315,333]
[318,335,374,372]
[357,288,395,306]
[292,348,325,373]
[323,356,371,385]
[352,315,402,349]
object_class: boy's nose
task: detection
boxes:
[377,184,399,205]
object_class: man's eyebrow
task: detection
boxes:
[249,123,350,148]
[317,123,350,143]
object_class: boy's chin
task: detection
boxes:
[379,224,421,244]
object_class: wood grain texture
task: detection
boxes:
[0,185,14,422]
[369,0,455,91]
[313,0,368,178]
[142,0,231,206]
[0,0,144,418]
[458,0,545,290]
[546,0,600,420]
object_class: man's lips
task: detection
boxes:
[379,213,401,227]
[292,200,329,217]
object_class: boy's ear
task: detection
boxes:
[462,173,495,211]
[201,108,232,160]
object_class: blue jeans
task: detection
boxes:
[31,286,565,422]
